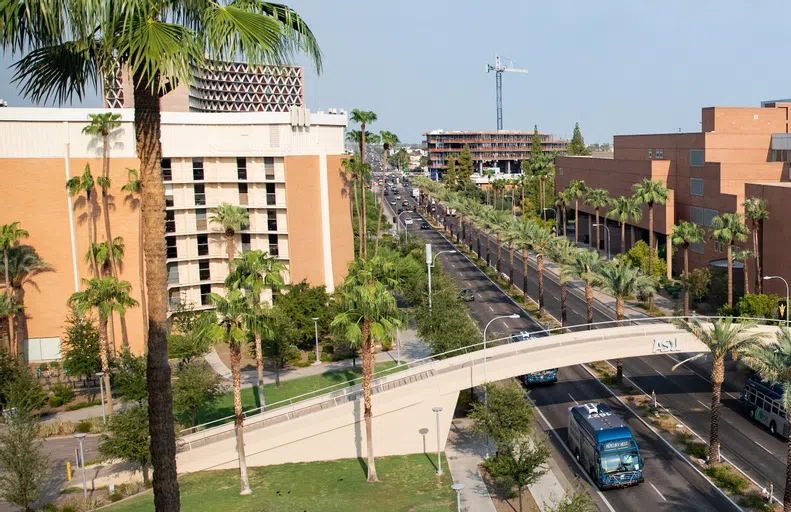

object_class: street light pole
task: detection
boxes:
[73,433,88,500]
[483,313,520,458]
[592,223,612,260]
[451,483,465,512]
[764,276,790,328]
[96,372,106,425]
[311,317,321,365]
[432,406,443,475]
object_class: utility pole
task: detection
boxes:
[486,55,529,131]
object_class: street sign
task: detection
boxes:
[779,300,788,322]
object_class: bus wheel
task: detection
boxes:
[770,421,777,436]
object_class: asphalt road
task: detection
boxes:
[390,186,734,511]
[420,190,789,501]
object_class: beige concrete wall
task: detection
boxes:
[702,106,788,134]
[327,154,354,288]
[284,155,324,287]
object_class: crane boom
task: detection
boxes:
[486,55,528,130]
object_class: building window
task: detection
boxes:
[690,178,704,197]
[648,149,653,159]
[194,184,206,206]
[166,196,174,208]
[192,158,204,181]
[199,260,210,281]
[195,209,207,230]
[267,210,278,231]
[165,210,175,233]
[197,234,208,256]
[169,291,181,311]
[690,149,704,167]
[713,240,724,253]
[266,183,276,205]
[703,208,718,227]
[164,183,173,197]
[200,284,211,306]
[238,183,248,205]
[166,236,177,259]
[656,149,664,159]
[241,233,251,253]
[161,158,172,181]
[264,157,275,178]
[167,263,179,284]
[690,242,704,254]
[237,157,247,180]
[268,234,279,257]
[690,206,718,227]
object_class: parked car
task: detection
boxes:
[510,331,532,343]
[420,222,430,230]
[459,289,474,302]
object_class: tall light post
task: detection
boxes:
[764,276,790,328]
[592,223,612,260]
[432,406,443,476]
[73,433,88,499]
[398,211,411,244]
[483,313,520,458]
[451,483,465,512]
[311,317,321,365]
[427,246,457,310]
[96,371,106,425]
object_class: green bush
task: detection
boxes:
[687,268,711,302]
[737,492,774,511]
[48,396,64,408]
[51,384,75,406]
[380,338,392,351]
[703,464,748,495]
[38,362,49,373]
[39,503,58,512]
[735,293,782,320]
[76,420,93,434]
[109,492,124,502]
[624,240,666,278]
[676,432,708,460]
[65,399,100,412]
[664,282,682,299]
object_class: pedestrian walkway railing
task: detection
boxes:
[180,316,783,449]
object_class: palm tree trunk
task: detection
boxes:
[574,200,579,244]
[496,234,501,273]
[509,246,514,287]
[352,177,363,258]
[616,300,624,384]
[486,230,491,266]
[620,222,626,255]
[648,204,655,310]
[133,78,180,511]
[456,216,461,244]
[87,192,99,278]
[477,227,482,260]
[522,249,529,306]
[595,209,600,253]
[254,333,266,410]
[683,246,690,316]
[732,243,733,308]
[562,206,567,236]
[521,184,525,214]
[374,149,387,257]
[630,225,635,252]
[585,283,593,327]
[98,317,113,415]
[744,255,750,296]
[755,220,763,294]
[4,249,14,358]
[137,206,148,346]
[537,255,545,316]
[560,282,567,327]
[541,179,546,221]
[361,319,378,482]
[360,127,368,259]
[709,357,724,464]
[226,233,234,266]
[230,342,252,494]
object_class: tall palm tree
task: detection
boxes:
[332,257,402,483]
[608,196,641,254]
[0,292,21,352]
[584,188,611,253]
[225,250,286,409]
[626,193,644,251]
[489,211,510,273]
[350,110,378,258]
[511,219,535,309]
[66,164,99,277]
[6,3,322,506]
[121,169,147,344]
[501,218,520,288]
[342,157,365,258]
[0,222,28,355]
[563,249,603,327]
[632,179,669,309]
[375,130,399,256]
[531,225,555,317]
[733,248,755,297]
[742,197,769,294]
[0,245,53,357]
[554,190,570,236]
[598,261,657,383]
[565,180,588,244]
[712,213,749,308]
[674,318,765,464]
[209,289,253,495]
[88,236,128,350]
[741,328,791,509]
[671,221,705,316]
[211,203,250,265]
[68,276,138,415]
[549,239,577,327]
[530,157,552,220]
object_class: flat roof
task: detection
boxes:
[423,129,557,136]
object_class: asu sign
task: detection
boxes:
[652,338,680,353]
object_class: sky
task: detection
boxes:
[1,0,789,143]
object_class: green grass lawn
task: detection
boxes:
[108,454,455,512]
[190,361,401,427]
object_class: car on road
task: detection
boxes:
[389,200,396,205]
[420,222,430,230]
[404,218,414,226]
[402,201,409,206]
[395,195,402,200]
[459,289,474,302]
[510,331,532,343]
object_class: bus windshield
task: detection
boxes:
[600,450,640,474]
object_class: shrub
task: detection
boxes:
[676,432,707,460]
[735,293,782,320]
[51,384,75,406]
[49,361,60,370]
[76,420,93,434]
[703,464,748,495]
[48,396,64,408]
[109,492,124,502]
[624,240,666,278]
[38,363,49,374]
[39,504,58,512]
[380,338,392,351]
[687,268,711,302]
[65,400,100,412]
[37,420,76,438]
[737,492,774,511]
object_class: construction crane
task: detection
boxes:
[486,55,529,131]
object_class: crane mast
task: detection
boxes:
[486,55,529,131]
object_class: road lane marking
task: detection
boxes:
[568,393,579,405]
[697,400,711,410]
[754,441,773,455]
[488,306,495,312]
[650,483,667,501]
[451,263,456,268]
[526,396,617,512]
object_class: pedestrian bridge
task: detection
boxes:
[174,319,780,475]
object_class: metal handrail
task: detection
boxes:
[181,315,783,441]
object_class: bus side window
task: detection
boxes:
[749,389,756,404]
[772,402,780,416]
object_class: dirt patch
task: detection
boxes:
[480,465,541,512]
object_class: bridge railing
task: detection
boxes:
[180,316,784,446]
